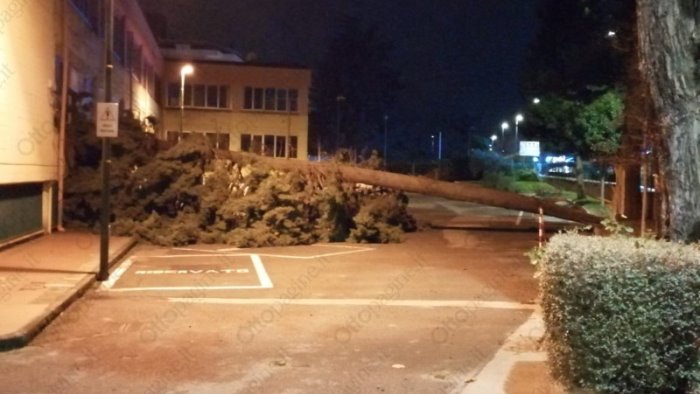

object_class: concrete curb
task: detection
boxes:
[0,238,137,351]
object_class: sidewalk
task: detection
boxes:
[463,309,567,394]
[0,232,135,351]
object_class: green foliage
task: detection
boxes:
[534,234,700,393]
[468,149,514,179]
[67,133,416,246]
[349,193,416,243]
[578,90,624,157]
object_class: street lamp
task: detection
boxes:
[490,134,497,151]
[533,97,540,105]
[179,64,194,142]
[500,121,509,153]
[514,113,524,154]
[383,114,388,166]
[335,95,346,150]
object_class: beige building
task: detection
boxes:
[161,50,311,159]
[0,1,309,244]
[0,0,160,244]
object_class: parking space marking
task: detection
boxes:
[103,245,374,293]
[166,298,536,310]
[515,211,524,226]
[101,254,273,293]
[101,258,134,290]
[251,254,272,288]
[141,244,374,260]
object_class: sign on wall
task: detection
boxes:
[96,102,119,138]
[519,141,540,157]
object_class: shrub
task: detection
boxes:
[513,168,539,182]
[534,234,700,394]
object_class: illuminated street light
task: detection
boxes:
[501,122,509,153]
[179,64,194,141]
[514,113,524,155]
[533,97,540,104]
[607,30,616,37]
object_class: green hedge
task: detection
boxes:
[534,234,700,393]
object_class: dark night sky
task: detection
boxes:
[139,0,540,141]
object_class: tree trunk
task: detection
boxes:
[217,151,603,225]
[575,154,586,200]
[637,1,700,242]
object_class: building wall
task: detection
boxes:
[161,61,311,159]
[0,0,56,242]
[60,0,162,124]
[0,0,57,185]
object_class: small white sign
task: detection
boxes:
[96,102,119,138]
[519,141,540,157]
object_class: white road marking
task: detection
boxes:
[100,258,134,290]
[106,285,273,293]
[132,245,374,261]
[103,245,373,292]
[101,255,273,292]
[460,310,547,394]
[515,211,524,226]
[166,298,536,310]
[251,254,273,289]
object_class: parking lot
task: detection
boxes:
[0,222,544,393]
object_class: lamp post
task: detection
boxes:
[514,113,524,155]
[179,64,194,142]
[500,121,509,153]
[490,134,497,151]
[335,95,346,150]
[383,114,388,167]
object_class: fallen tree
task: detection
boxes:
[217,151,604,226]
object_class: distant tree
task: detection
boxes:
[312,16,401,154]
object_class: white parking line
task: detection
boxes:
[251,254,272,288]
[134,247,374,261]
[166,298,536,310]
[515,211,524,226]
[100,258,134,290]
[101,254,273,292]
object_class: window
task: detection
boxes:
[241,134,252,152]
[241,134,298,158]
[206,133,230,150]
[253,88,263,109]
[277,89,287,111]
[275,136,286,157]
[242,86,300,113]
[219,86,229,108]
[193,85,206,107]
[289,89,299,112]
[168,84,229,109]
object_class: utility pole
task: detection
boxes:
[383,114,388,168]
[98,0,114,281]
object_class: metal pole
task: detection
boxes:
[98,0,114,282]
[383,115,388,167]
[514,122,519,154]
[179,71,185,142]
[438,131,442,161]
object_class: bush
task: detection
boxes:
[534,234,700,393]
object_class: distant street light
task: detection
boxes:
[179,64,194,141]
[514,113,524,154]
[490,134,497,151]
[501,121,509,153]
[533,97,541,105]
[607,30,616,37]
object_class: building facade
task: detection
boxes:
[0,0,310,245]
[0,0,160,244]
[161,51,311,159]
